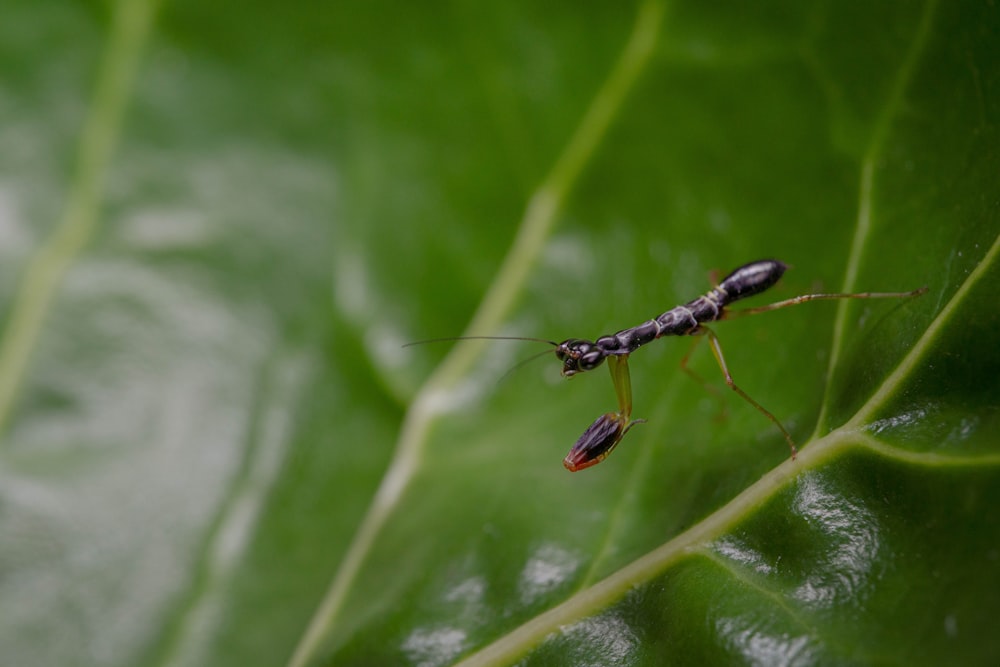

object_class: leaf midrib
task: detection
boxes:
[286,3,668,666]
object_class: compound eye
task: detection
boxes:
[554,340,580,363]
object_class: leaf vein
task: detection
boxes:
[0,0,158,438]
[286,3,668,665]
[816,0,939,433]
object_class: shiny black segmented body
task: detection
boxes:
[407,256,926,471]
[555,259,787,376]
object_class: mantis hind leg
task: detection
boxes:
[695,326,798,459]
[679,335,728,420]
[724,287,927,319]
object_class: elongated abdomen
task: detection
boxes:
[718,259,787,303]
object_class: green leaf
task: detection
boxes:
[2,1,998,666]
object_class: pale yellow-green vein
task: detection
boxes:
[285,3,667,666]
[849,231,1000,427]
[815,0,938,433]
[452,415,1000,667]
[452,430,844,667]
[0,0,158,438]
[855,430,1000,467]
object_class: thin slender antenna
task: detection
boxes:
[403,335,557,348]
[497,347,559,384]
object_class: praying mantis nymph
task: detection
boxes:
[411,259,926,471]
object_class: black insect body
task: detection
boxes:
[557,259,924,470]
[555,260,787,377]
[412,259,926,471]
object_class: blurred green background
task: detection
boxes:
[1,1,999,666]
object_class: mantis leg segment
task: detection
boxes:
[607,354,633,419]
[679,334,727,412]
[701,325,798,459]
[724,287,927,319]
